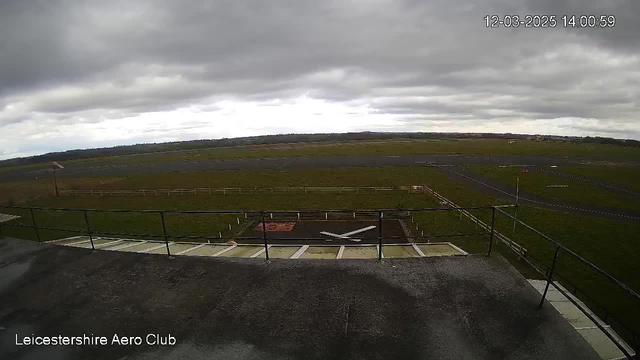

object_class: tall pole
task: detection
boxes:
[512,177,519,233]
[52,165,59,196]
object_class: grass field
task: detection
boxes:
[466,165,640,212]
[4,138,640,173]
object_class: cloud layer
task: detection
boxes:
[1,0,639,159]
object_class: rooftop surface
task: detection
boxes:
[0,237,599,360]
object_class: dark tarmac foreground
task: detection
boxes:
[0,238,599,360]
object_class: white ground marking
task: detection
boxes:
[447,243,469,256]
[412,243,426,257]
[320,225,376,242]
[112,240,147,251]
[290,245,309,259]
[337,246,345,259]
[66,239,91,246]
[212,245,237,257]
[95,240,123,248]
[139,243,174,253]
[176,243,206,255]
[250,245,271,258]
[45,236,84,244]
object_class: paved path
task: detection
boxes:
[0,238,599,360]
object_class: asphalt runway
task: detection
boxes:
[238,220,407,245]
[0,238,599,360]
[0,154,586,182]
[435,166,640,224]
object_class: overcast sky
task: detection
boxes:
[1,0,639,160]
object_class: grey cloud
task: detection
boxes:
[1,0,640,159]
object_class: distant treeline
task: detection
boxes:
[1,132,639,168]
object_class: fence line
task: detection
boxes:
[421,184,528,257]
[59,186,415,197]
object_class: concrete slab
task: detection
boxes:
[549,302,600,328]
[186,244,230,256]
[118,242,164,252]
[383,245,420,258]
[102,240,143,250]
[54,236,91,245]
[418,244,463,256]
[577,328,629,360]
[74,239,114,248]
[220,246,263,257]
[146,243,198,255]
[300,246,339,259]
[267,246,300,259]
[341,246,378,259]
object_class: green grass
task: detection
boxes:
[5,138,640,172]
[96,167,442,189]
[466,165,640,212]
[560,166,640,192]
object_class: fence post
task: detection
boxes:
[488,207,496,256]
[261,212,270,262]
[378,211,383,261]
[83,210,95,250]
[160,212,171,256]
[29,208,41,242]
[539,245,561,308]
[0,218,4,238]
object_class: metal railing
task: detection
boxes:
[0,204,503,257]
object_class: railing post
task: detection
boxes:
[83,210,95,250]
[378,211,383,261]
[29,208,41,242]
[488,207,496,256]
[261,211,270,262]
[539,245,561,308]
[160,212,171,256]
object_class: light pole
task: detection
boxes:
[52,161,64,196]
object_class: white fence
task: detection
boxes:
[60,186,413,197]
[422,184,528,256]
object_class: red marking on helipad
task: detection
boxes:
[256,222,295,232]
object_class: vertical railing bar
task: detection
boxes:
[378,210,383,261]
[160,212,171,256]
[539,245,561,309]
[262,211,270,262]
[488,207,495,256]
[30,208,41,242]
[84,210,95,250]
